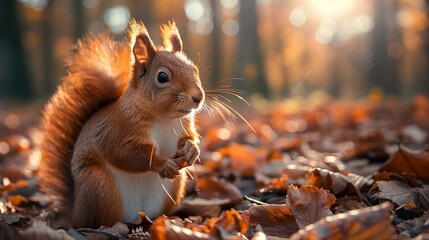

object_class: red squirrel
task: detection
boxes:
[38,20,204,228]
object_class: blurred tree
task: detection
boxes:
[42,1,55,96]
[73,0,85,41]
[369,0,400,96]
[236,0,269,98]
[209,0,221,84]
[0,0,33,102]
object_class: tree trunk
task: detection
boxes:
[236,0,269,98]
[369,0,399,96]
[0,0,33,102]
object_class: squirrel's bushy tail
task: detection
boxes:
[38,33,131,211]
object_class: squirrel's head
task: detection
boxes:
[127,20,204,119]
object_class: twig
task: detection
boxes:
[244,195,267,205]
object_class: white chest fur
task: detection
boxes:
[149,120,184,157]
[109,120,185,223]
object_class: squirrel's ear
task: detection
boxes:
[133,35,156,64]
[129,20,156,65]
[160,21,183,52]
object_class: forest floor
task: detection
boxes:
[1,95,429,239]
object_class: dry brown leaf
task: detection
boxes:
[178,200,222,217]
[243,204,299,238]
[205,209,248,237]
[194,176,243,206]
[376,180,416,206]
[151,217,211,240]
[375,180,429,209]
[372,172,422,187]
[290,202,395,240]
[307,168,348,194]
[286,185,336,229]
[397,211,429,237]
[380,148,429,179]
[334,198,369,213]
[219,143,259,176]
[0,180,28,193]
[8,194,28,207]
[280,165,313,180]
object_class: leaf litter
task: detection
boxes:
[0,95,429,239]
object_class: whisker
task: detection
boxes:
[202,77,244,90]
[198,52,218,70]
[179,118,190,137]
[204,101,231,129]
[149,142,156,170]
[221,101,255,132]
[158,176,176,204]
[184,168,193,180]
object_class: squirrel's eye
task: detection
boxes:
[157,71,169,84]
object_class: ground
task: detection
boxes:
[0,95,429,239]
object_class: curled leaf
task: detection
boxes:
[290,202,395,240]
[380,148,429,179]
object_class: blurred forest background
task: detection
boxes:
[1,0,428,105]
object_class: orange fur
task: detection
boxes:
[38,20,204,228]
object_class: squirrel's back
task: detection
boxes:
[38,33,131,210]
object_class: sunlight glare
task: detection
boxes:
[309,0,354,15]
[353,14,374,33]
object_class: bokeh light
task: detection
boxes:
[185,0,205,21]
[103,5,130,34]
[289,6,308,27]
[222,19,239,36]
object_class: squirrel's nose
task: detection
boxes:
[192,95,203,104]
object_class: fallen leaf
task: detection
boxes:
[372,172,422,187]
[193,176,243,206]
[178,199,222,217]
[8,195,28,207]
[334,198,369,213]
[375,180,429,209]
[1,213,24,225]
[286,185,336,229]
[150,217,210,240]
[380,148,429,179]
[290,202,395,240]
[219,143,259,176]
[0,180,28,193]
[307,168,348,194]
[205,209,248,237]
[243,204,299,238]
[397,211,429,237]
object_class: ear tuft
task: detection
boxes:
[128,19,156,64]
[160,21,183,52]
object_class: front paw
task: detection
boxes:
[158,159,179,179]
[172,139,200,168]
